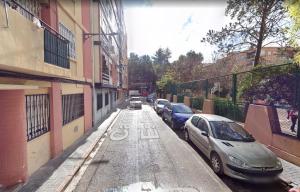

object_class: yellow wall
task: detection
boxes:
[27,132,51,175]
[0,5,72,78]
[61,83,83,94]
[62,116,84,150]
[57,0,84,81]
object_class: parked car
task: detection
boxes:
[162,103,193,129]
[146,93,156,103]
[154,99,169,114]
[129,97,142,109]
[184,114,283,182]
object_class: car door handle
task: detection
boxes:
[201,131,209,137]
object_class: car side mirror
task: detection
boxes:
[201,131,208,137]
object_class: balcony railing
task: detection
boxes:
[4,0,70,69]
[102,73,110,84]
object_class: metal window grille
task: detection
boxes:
[105,93,109,106]
[44,28,70,69]
[26,94,50,141]
[59,23,76,59]
[97,93,103,110]
[62,94,84,125]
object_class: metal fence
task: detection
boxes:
[161,63,300,138]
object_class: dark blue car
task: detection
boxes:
[162,103,193,129]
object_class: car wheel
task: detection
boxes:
[184,129,190,142]
[210,152,223,175]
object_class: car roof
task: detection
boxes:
[195,114,234,122]
[171,102,185,106]
[156,99,168,101]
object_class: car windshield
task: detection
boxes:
[173,105,193,114]
[130,97,140,101]
[210,121,255,142]
[158,100,168,105]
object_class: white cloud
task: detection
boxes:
[124,3,230,62]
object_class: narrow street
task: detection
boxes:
[67,104,290,192]
[70,104,230,192]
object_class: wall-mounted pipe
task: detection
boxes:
[1,0,9,28]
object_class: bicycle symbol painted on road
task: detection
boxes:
[110,124,129,141]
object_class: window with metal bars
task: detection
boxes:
[97,93,103,110]
[105,93,109,106]
[59,23,76,59]
[26,94,50,141]
[62,94,84,125]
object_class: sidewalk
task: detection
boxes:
[18,107,122,192]
[280,159,300,188]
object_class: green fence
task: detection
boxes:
[159,63,300,124]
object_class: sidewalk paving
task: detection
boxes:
[280,159,300,188]
[16,107,122,192]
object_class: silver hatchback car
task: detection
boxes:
[184,114,283,182]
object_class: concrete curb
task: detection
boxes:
[36,109,122,192]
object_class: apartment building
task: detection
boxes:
[0,0,127,187]
[90,0,128,124]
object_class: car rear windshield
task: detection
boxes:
[158,100,168,105]
[210,121,255,142]
[130,97,140,101]
[173,105,193,114]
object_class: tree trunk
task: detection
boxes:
[254,5,268,67]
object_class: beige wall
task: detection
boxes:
[0,5,71,78]
[61,83,83,94]
[57,0,85,81]
[62,116,84,150]
[27,133,51,175]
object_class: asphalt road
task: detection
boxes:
[72,105,231,192]
[70,104,291,192]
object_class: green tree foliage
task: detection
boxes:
[156,68,176,94]
[152,48,172,80]
[128,53,156,87]
[238,64,299,106]
[287,0,300,63]
[202,0,289,66]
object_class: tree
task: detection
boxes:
[152,48,171,65]
[152,48,172,80]
[156,68,176,94]
[202,0,289,66]
[173,50,204,82]
[287,0,300,63]
[128,53,156,90]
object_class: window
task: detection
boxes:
[105,93,109,106]
[62,94,84,125]
[26,95,50,141]
[59,23,76,59]
[197,118,209,133]
[191,116,199,126]
[97,94,103,110]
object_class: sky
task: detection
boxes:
[124,1,230,63]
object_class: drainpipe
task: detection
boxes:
[91,0,95,126]
[1,0,9,28]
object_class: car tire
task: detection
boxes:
[210,152,224,175]
[184,129,190,142]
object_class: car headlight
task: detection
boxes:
[228,155,249,168]
[275,159,282,169]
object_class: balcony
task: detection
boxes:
[102,73,110,84]
[0,0,71,77]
